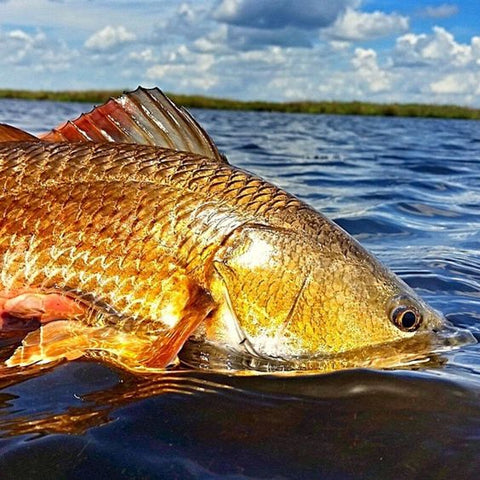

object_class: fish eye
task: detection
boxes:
[390,305,422,332]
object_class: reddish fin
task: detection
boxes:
[5,288,214,372]
[6,321,93,366]
[40,87,226,162]
[0,124,38,142]
[6,320,155,368]
[144,288,215,368]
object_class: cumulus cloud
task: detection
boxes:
[146,45,218,91]
[382,27,480,105]
[152,2,213,44]
[84,25,136,52]
[192,26,229,53]
[430,73,480,95]
[211,3,410,52]
[213,45,331,101]
[214,0,355,30]
[393,27,476,67]
[209,0,363,50]
[325,8,409,41]
[0,28,75,71]
[128,48,155,64]
[351,48,391,92]
[418,4,459,19]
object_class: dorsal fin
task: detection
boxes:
[40,87,226,162]
[0,124,38,142]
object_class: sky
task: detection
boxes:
[1,0,480,106]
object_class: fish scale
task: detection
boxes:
[0,147,247,323]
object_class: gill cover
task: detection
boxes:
[211,224,437,359]
[213,225,316,357]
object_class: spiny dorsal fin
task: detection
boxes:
[0,124,38,142]
[40,87,226,163]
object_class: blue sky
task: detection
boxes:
[1,1,479,105]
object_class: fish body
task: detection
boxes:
[0,88,459,372]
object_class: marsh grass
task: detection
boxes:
[1,89,479,120]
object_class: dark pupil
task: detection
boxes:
[401,311,417,329]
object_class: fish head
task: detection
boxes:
[204,223,457,367]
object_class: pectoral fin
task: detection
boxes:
[6,289,215,372]
[143,288,215,368]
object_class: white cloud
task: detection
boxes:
[472,37,480,61]
[326,8,409,41]
[227,46,288,71]
[146,45,218,91]
[152,2,212,44]
[430,73,480,95]
[8,29,33,42]
[267,68,356,102]
[383,27,480,105]
[84,25,136,52]
[0,28,76,71]
[127,48,155,64]
[146,65,218,90]
[192,26,229,53]
[394,27,477,67]
[351,48,391,92]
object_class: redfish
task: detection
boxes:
[0,88,465,372]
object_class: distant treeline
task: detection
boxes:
[1,88,480,120]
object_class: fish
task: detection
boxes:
[0,87,470,373]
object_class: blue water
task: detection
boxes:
[0,100,479,479]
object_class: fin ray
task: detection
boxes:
[144,287,215,368]
[6,321,88,366]
[40,87,226,162]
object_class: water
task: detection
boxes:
[0,99,479,479]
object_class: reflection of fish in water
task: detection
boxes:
[0,88,469,372]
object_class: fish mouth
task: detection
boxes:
[180,321,476,375]
[430,320,477,350]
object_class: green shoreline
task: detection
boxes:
[1,89,479,120]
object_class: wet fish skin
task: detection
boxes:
[0,142,237,327]
[0,138,443,366]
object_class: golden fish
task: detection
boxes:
[0,88,465,373]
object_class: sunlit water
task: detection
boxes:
[0,99,479,479]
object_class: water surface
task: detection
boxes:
[0,99,479,479]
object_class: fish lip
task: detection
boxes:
[429,320,477,351]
